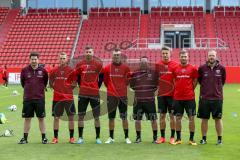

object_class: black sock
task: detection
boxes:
[95,127,100,139]
[78,127,83,138]
[110,130,114,139]
[69,129,74,138]
[160,129,165,138]
[153,130,158,141]
[54,129,58,138]
[24,133,28,140]
[202,136,207,141]
[124,129,129,138]
[42,133,46,140]
[176,131,181,140]
[190,132,194,141]
[218,136,222,141]
[171,129,175,138]
[136,131,141,138]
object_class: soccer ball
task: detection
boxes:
[1,129,13,137]
[9,105,17,111]
[12,90,19,96]
[0,113,7,124]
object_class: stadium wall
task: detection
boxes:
[0,67,240,84]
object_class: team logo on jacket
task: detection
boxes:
[216,70,221,74]
[38,71,42,75]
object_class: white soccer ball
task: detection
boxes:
[12,90,19,96]
[9,105,17,111]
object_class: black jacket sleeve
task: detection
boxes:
[20,69,25,88]
[43,69,49,88]
[198,66,202,84]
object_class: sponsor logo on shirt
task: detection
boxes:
[176,75,190,78]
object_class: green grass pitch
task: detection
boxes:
[0,84,239,160]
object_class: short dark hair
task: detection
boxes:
[85,45,93,50]
[59,52,67,56]
[179,49,188,55]
[140,56,148,59]
[29,52,39,58]
[114,48,121,52]
[161,46,171,51]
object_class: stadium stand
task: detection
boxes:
[0,8,81,67]
[75,7,140,60]
[0,7,9,25]
[0,6,240,67]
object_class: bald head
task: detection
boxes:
[208,50,217,65]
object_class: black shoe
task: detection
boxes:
[135,137,142,144]
[216,140,222,145]
[200,139,207,145]
[18,138,28,144]
[42,138,49,144]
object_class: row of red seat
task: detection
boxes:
[151,6,203,12]
[150,11,204,17]
[214,6,240,11]
[0,12,80,66]
[90,7,140,12]
[28,8,81,15]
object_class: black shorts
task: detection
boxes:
[107,96,128,120]
[158,96,174,114]
[197,99,223,119]
[22,99,45,118]
[2,77,8,82]
[133,100,157,121]
[173,100,196,117]
[78,95,100,119]
[52,100,76,117]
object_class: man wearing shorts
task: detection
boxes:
[130,56,159,143]
[49,52,76,144]
[172,50,198,146]
[197,50,226,145]
[19,52,48,144]
[103,49,131,144]
[68,46,103,144]
[156,46,178,145]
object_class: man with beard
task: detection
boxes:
[172,50,198,146]
[197,50,226,145]
[103,48,131,144]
